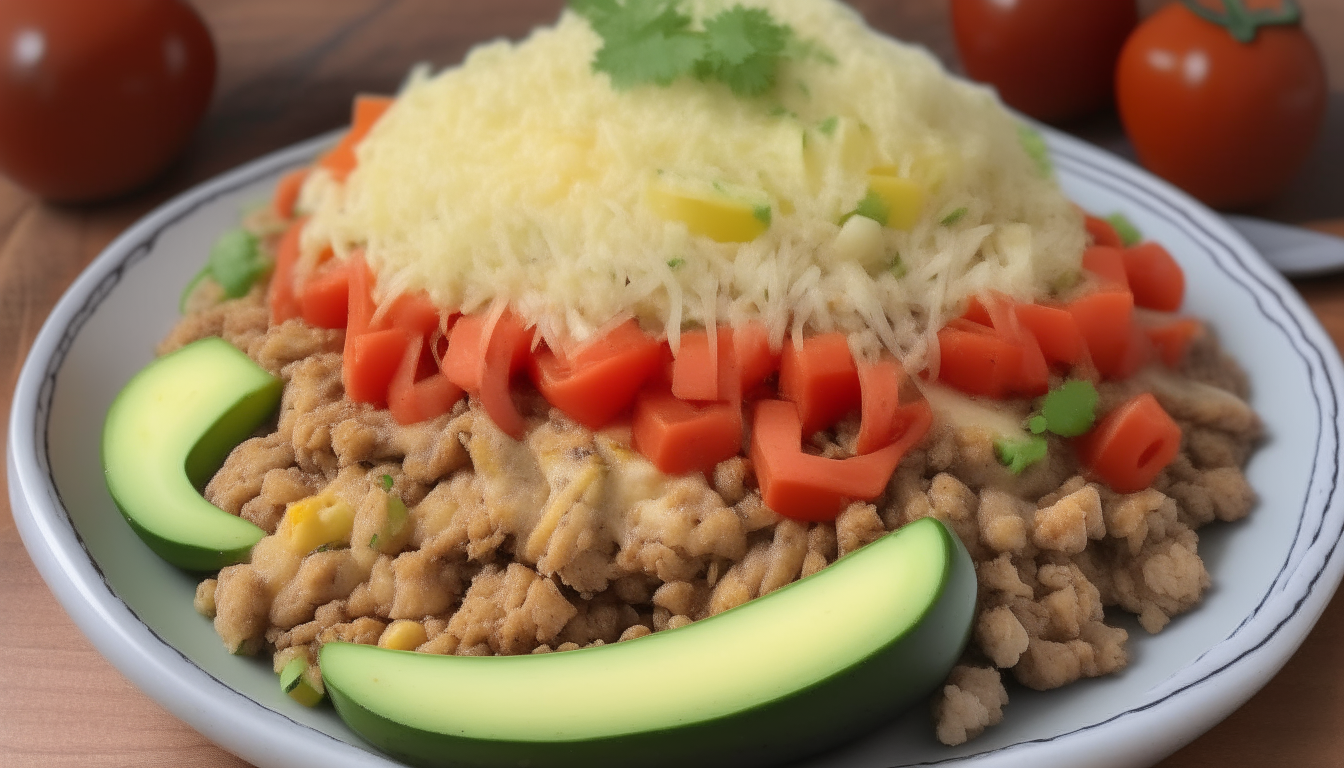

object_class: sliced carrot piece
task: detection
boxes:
[935,326,1022,399]
[388,334,463,426]
[318,95,395,182]
[1081,245,1130,290]
[1084,214,1124,248]
[1123,242,1185,312]
[779,333,861,436]
[268,217,306,324]
[441,315,488,393]
[631,384,743,476]
[855,358,909,455]
[1075,393,1181,493]
[750,398,931,522]
[272,168,309,220]
[671,328,728,402]
[443,312,532,438]
[386,291,442,338]
[960,295,993,327]
[1015,303,1086,366]
[1068,288,1136,380]
[1144,317,1203,368]
[345,252,379,338]
[983,292,1048,397]
[345,328,410,405]
[299,260,351,329]
[529,320,663,429]
[733,321,779,394]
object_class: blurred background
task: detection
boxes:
[1,1,1342,767]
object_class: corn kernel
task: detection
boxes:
[277,493,356,554]
[379,619,429,651]
[866,172,924,231]
[646,173,770,243]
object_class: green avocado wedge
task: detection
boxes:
[321,517,976,768]
[102,337,281,571]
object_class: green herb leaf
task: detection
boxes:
[369,534,380,548]
[817,116,838,136]
[1017,123,1053,178]
[1106,213,1143,247]
[667,257,686,269]
[572,0,800,98]
[753,204,772,225]
[940,207,968,226]
[840,189,889,227]
[380,474,394,491]
[994,435,1048,475]
[208,229,267,298]
[1035,379,1099,438]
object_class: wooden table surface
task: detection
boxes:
[3,1,1343,766]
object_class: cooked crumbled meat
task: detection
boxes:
[180,293,1259,748]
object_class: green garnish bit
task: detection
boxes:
[890,254,907,279]
[667,257,686,269]
[840,190,889,227]
[1017,123,1053,178]
[208,229,268,298]
[315,543,331,553]
[572,0,799,97]
[1107,213,1143,247]
[369,534,380,548]
[940,207,968,226]
[768,105,796,118]
[380,474,394,491]
[817,116,839,136]
[753,204,772,225]
[995,435,1048,475]
[1031,380,1099,438]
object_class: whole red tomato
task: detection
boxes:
[951,0,1139,123]
[1116,0,1326,210]
[0,0,216,202]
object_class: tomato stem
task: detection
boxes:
[1179,0,1302,44]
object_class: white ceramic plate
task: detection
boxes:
[9,126,1344,768]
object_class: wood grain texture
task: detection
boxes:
[1,1,1342,767]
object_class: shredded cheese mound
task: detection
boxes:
[300,0,1086,362]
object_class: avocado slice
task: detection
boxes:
[320,517,976,768]
[102,337,281,571]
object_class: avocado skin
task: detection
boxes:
[323,518,976,768]
[102,337,280,572]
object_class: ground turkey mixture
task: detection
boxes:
[172,283,1259,746]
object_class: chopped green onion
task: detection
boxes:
[1106,213,1143,247]
[940,207,968,226]
[995,435,1048,475]
[1034,380,1099,438]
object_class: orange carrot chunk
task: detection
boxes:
[1068,288,1139,380]
[935,325,1023,399]
[318,95,394,183]
[1076,393,1181,493]
[1123,242,1185,312]
[732,321,780,395]
[1084,214,1124,248]
[272,168,309,220]
[346,328,411,406]
[983,292,1048,397]
[854,358,925,456]
[750,398,931,522]
[529,320,663,430]
[779,333,861,436]
[268,218,306,325]
[631,385,743,476]
[443,311,532,439]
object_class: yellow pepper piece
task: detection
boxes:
[646,174,771,243]
[277,492,355,555]
[867,171,924,231]
[379,619,429,651]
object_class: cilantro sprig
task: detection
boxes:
[571,0,798,97]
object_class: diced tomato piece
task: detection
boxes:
[1123,242,1185,312]
[1081,245,1131,290]
[1144,317,1203,368]
[388,334,463,426]
[345,328,410,405]
[631,385,743,476]
[268,218,306,324]
[272,168,309,220]
[1084,214,1124,248]
[318,95,394,182]
[299,261,351,329]
[529,320,663,430]
[751,398,931,522]
[386,291,443,338]
[1068,289,1136,379]
[1076,393,1181,493]
[779,333,861,435]
[443,311,532,438]
[935,326,1023,398]
[1015,303,1087,366]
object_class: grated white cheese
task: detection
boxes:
[300,0,1086,365]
